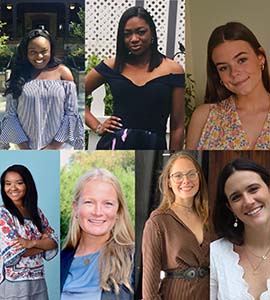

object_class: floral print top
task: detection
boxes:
[0,206,58,283]
[197,97,270,150]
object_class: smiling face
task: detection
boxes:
[169,158,200,202]
[212,40,265,96]
[74,179,119,241]
[123,16,152,56]
[4,171,26,207]
[27,36,51,69]
[225,170,270,229]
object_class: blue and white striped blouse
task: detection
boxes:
[0,80,84,149]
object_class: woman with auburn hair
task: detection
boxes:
[211,157,270,300]
[142,152,209,300]
[0,164,58,300]
[85,6,185,150]
[61,168,134,300]
[186,22,270,150]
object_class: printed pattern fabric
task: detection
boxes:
[197,97,270,150]
[0,207,58,283]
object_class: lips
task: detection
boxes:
[130,45,141,51]
[89,219,105,225]
[245,205,263,216]
[180,186,194,192]
[232,77,249,86]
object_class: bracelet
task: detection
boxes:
[95,123,102,135]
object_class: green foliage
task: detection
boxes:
[60,151,135,246]
[86,54,113,116]
[70,7,85,40]
[0,21,13,71]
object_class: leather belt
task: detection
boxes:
[165,266,209,280]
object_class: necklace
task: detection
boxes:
[173,202,194,212]
[244,245,270,275]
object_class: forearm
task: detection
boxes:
[169,128,184,150]
[23,248,44,257]
[42,140,64,150]
[32,237,57,250]
[85,106,100,131]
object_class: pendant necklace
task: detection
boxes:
[244,245,270,275]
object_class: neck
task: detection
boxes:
[244,221,270,249]
[172,197,194,212]
[127,51,151,67]
[77,231,110,255]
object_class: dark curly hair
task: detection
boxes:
[1,164,43,232]
[5,29,61,99]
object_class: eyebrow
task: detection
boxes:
[228,183,260,199]
[215,51,248,66]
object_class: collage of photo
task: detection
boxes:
[0,0,269,299]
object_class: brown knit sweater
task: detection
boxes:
[142,209,210,300]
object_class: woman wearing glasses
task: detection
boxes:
[142,152,209,300]
[0,29,84,150]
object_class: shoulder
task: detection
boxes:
[58,64,74,81]
[163,57,184,74]
[190,104,211,127]
[103,57,115,69]
[61,247,75,261]
[211,238,231,252]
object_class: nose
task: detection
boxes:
[230,64,241,78]
[181,175,190,184]
[130,33,139,43]
[37,52,44,59]
[92,203,102,216]
[10,183,18,190]
[242,192,255,205]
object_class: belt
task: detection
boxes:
[165,267,209,280]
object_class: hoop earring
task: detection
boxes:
[261,63,265,71]
[220,79,224,86]
[233,216,238,228]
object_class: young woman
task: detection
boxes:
[186,22,270,150]
[142,152,209,300]
[0,165,58,300]
[61,168,134,300]
[211,157,270,299]
[0,29,84,150]
[85,6,185,150]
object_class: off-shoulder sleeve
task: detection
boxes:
[0,208,26,269]
[160,73,185,88]
[142,218,162,300]
[94,61,116,79]
[38,208,58,261]
[0,94,29,148]
[53,81,84,149]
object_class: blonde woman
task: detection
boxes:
[60,168,134,300]
[142,152,209,300]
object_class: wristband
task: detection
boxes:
[95,123,102,135]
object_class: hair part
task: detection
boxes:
[62,168,134,294]
[0,164,43,232]
[156,151,209,227]
[213,157,270,245]
[5,29,61,99]
[205,22,270,103]
[114,6,164,73]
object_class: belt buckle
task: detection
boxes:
[184,267,197,280]
[198,267,206,278]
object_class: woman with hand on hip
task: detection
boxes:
[211,158,270,300]
[0,29,84,150]
[85,6,185,150]
[142,152,209,300]
[0,165,58,300]
[61,168,134,300]
[186,22,270,150]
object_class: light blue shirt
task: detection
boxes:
[61,251,102,300]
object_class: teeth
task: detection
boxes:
[35,60,44,64]
[246,206,262,216]
[89,220,104,224]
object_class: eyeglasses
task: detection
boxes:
[169,170,198,183]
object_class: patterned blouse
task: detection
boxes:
[0,80,84,149]
[197,97,270,150]
[0,206,58,283]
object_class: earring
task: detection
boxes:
[220,79,224,86]
[261,64,265,71]
[233,216,238,228]
[151,37,154,44]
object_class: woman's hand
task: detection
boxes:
[12,237,35,250]
[98,116,123,135]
